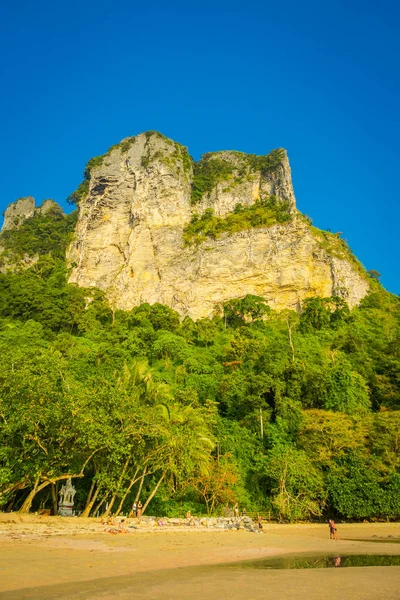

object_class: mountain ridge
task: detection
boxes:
[1,131,370,318]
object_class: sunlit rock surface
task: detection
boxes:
[67,132,369,318]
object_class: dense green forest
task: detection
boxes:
[0,210,399,521]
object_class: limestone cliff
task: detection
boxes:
[66,131,369,319]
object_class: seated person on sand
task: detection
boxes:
[186,510,196,526]
[105,525,119,534]
[105,519,128,534]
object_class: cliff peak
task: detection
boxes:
[1,197,64,232]
[66,132,369,318]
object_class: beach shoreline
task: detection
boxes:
[1,516,400,599]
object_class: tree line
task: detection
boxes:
[0,213,399,520]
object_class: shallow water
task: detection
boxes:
[346,537,400,544]
[1,555,400,599]
[228,553,400,569]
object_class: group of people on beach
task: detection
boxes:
[102,502,338,538]
[130,501,143,518]
[102,516,128,534]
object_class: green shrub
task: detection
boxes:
[191,157,235,204]
[246,148,286,175]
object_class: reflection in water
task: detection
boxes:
[227,554,400,570]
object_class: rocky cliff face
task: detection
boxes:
[1,197,64,232]
[67,132,369,319]
[2,197,36,231]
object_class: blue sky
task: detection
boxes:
[1,0,399,293]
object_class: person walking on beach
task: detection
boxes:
[234,503,239,519]
[329,519,338,540]
[137,501,143,518]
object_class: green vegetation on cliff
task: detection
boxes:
[0,211,399,520]
[296,214,369,281]
[141,132,192,174]
[183,196,291,245]
[190,148,286,204]
[0,209,78,265]
[190,156,235,203]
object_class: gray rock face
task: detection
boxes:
[37,199,64,216]
[1,197,64,232]
[2,197,35,231]
[67,132,369,318]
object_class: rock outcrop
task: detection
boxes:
[1,197,36,231]
[1,197,64,232]
[66,131,369,318]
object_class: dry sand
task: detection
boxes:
[0,514,400,599]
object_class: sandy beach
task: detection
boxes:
[0,515,400,599]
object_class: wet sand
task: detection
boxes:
[0,515,399,599]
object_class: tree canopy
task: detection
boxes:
[0,211,399,520]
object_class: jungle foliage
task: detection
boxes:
[0,210,77,263]
[0,212,399,522]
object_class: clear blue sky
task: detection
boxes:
[1,0,399,294]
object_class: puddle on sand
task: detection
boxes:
[226,554,400,570]
[345,538,400,544]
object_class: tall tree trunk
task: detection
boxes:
[128,466,147,517]
[114,467,139,517]
[102,457,130,519]
[101,493,117,519]
[142,471,166,515]
[134,467,147,504]
[19,479,51,513]
[84,480,96,511]
[80,486,100,518]
[286,318,295,362]
[51,483,58,515]
[92,491,110,517]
